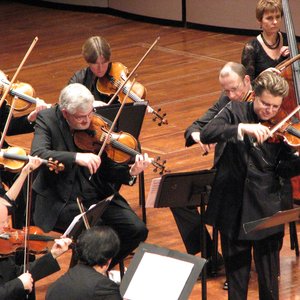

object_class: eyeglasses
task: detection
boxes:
[223,81,243,95]
[256,97,280,111]
[69,108,95,121]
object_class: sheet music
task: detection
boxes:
[123,252,194,300]
[146,177,161,208]
[63,212,86,237]
[63,203,97,236]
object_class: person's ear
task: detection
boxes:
[61,109,68,119]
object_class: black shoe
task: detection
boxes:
[223,281,228,290]
[206,253,224,276]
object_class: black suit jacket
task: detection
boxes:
[31,106,134,232]
[184,93,230,165]
[0,253,60,300]
[46,263,122,300]
[201,101,300,240]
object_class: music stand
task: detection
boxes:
[120,242,206,300]
[95,102,147,140]
[243,207,300,234]
[64,197,111,240]
[147,169,216,300]
[95,102,148,223]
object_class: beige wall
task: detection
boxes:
[186,0,300,36]
[41,0,108,7]
[40,0,300,35]
[109,0,182,21]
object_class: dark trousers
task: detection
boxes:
[54,194,148,268]
[170,207,213,256]
[221,233,282,300]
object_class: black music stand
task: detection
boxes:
[120,242,206,300]
[95,102,147,140]
[64,197,111,240]
[147,169,216,300]
[95,102,148,223]
[243,207,300,234]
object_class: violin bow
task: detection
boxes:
[23,171,34,278]
[269,105,300,136]
[0,99,16,149]
[76,197,90,230]
[97,78,136,158]
[106,37,160,106]
[0,37,38,109]
[0,37,38,150]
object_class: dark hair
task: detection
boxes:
[82,36,111,64]
[76,226,120,267]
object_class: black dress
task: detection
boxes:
[241,34,288,81]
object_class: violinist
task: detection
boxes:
[0,156,72,300]
[68,36,118,106]
[241,0,295,283]
[170,62,251,283]
[241,0,289,81]
[200,71,300,300]
[31,83,151,268]
[0,70,48,140]
[0,70,49,228]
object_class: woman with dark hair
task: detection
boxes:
[46,226,122,300]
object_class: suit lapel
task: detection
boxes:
[55,107,77,152]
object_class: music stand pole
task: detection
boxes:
[152,169,216,300]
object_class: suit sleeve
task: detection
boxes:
[201,102,239,144]
[29,253,60,282]
[184,95,230,146]
[0,102,34,136]
[0,278,25,300]
[31,110,76,170]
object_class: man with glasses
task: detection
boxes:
[31,83,151,269]
[201,71,300,299]
[170,62,252,279]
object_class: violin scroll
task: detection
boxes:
[47,158,65,173]
[151,107,168,126]
[151,156,169,175]
[0,147,65,173]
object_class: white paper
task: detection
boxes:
[146,177,161,208]
[63,212,86,236]
[123,252,194,300]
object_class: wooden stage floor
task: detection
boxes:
[1,1,300,299]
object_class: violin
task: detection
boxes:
[96,62,168,126]
[0,226,58,255]
[261,107,300,147]
[0,70,48,111]
[73,114,168,174]
[245,91,300,146]
[0,147,65,173]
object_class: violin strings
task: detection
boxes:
[109,77,141,102]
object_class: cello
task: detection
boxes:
[280,0,300,200]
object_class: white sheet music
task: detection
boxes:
[123,252,194,300]
[63,203,96,236]
[146,177,161,208]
